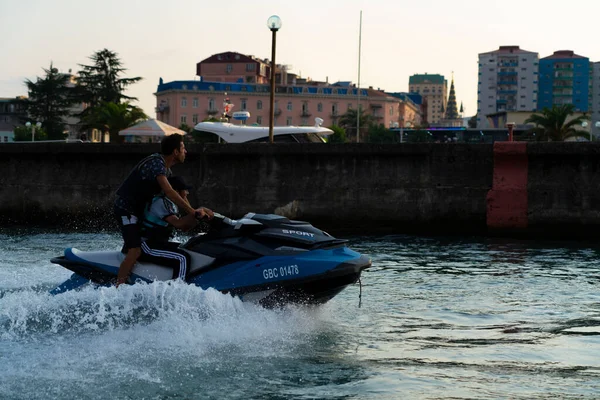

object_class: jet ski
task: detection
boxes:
[50,213,371,306]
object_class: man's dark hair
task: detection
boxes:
[161,134,184,155]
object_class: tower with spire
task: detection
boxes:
[436,72,463,127]
[444,73,459,120]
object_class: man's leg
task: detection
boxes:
[140,241,189,280]
[114,209,142,286]
[117,247,141,286]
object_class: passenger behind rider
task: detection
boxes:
[114,133,213,286]
[138,176,211,280]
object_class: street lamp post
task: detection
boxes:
[267,15,282,144]
[25,121,42,142]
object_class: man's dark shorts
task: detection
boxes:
[114,203,142,250]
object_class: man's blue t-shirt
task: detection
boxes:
[115,153,171,215]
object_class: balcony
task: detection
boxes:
[207,108,219,115]
[330,111,339,117]
[274,108,282,116]
[155,104,170,113]
[300,110,312,117]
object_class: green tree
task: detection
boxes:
[189,117,220,143]
[327,125,347,143]
[468,115,477,128]
[24,63,76,140]
[13,125,48,141]
[367,124,396,143]
[179,123,193,133]
[524,104,589,141]
[75,49,143,142]
[339,108,374,142]
[407,129,433,143]
[76,49,142,106]
[81,101,147,143]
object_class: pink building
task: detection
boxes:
[155,52,415,131]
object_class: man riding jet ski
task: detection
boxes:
[50,208,371,307]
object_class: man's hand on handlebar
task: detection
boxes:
[195,207,214,221]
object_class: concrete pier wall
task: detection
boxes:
[1,142,599,237]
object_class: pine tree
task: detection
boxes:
[75,49,143,142]
[24,63,77,140]
[76,49,142,106]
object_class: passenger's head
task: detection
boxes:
[161,134,186,164]
[167,176,192,198]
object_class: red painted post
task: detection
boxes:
[486,142,528,231]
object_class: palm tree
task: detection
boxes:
[82,101,147,143]
[339,108,374,142]
[524,104,589,141]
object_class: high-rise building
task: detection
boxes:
[408,74,447,124]
[477,46,539,128]
[591,62,600,137]
[538,50,590,112]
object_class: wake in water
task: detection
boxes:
[0,279,347,400]
[0,280,330,342]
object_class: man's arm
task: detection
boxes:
[164,213,198,232]
[157,175,195,215]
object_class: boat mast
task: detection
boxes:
[357,10,362,143]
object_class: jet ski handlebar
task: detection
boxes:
[208,212,263,230]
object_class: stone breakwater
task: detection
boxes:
[1,142,599,237]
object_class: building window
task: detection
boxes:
[257,100,263,110]
[389,106,394,116]
[241,99,247,110]
[246,63,255,71]
[192,114,198,124]
[287,101,292,111]
[181,114,187,124]
[332,103,338,115]
[192,98,198,108]
[286,117,292,125]
[182,84,188,90]
[181,97,187,107]
[348,103,353,111]
[257,116,262,125]
[226,64,232,73]
[208,98,215,111]
[317,103,323,112]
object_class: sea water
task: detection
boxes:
[1,229,599,399]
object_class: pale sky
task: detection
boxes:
[1,0,599,118]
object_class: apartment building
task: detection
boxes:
[592,62,600,137]
[408,74,447,124]
[477,46,539,128]
[156,51,406,130]
[386,92,422,127]
[196,51,299,86]
[0,97,27,143]
[538,50,590,113]
[154,79,402,130]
